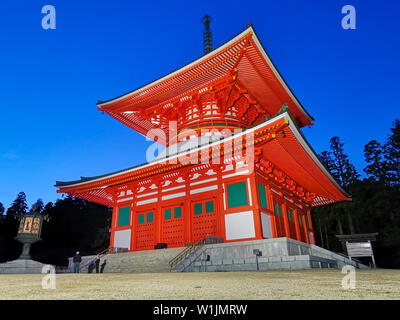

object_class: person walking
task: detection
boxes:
[73,251,82,273]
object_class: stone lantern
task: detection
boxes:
[15,203,45,260]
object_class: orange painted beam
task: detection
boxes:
[281,201,291,239]
[249,173,263,240]
[293,208,302,242]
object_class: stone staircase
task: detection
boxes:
[71,247,186,273]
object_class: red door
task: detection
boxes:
[134,211,155,250]
[191,197,218,242]
[161,206,185,248]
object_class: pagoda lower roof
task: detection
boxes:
[55,112,350,208]
[96,26,314,145]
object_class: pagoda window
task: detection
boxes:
[194,200,214,215]
[194,203,202,215]
[117,206,130,227]
[164,207,182,219]
[138,213,145,225]
[257,183,268,209]
[298,214,303,226]
[287,209,293,221]
[164,208,172,220]
[227,181,248,208]
[273,203,283,216]
[205,201,214,213]
[305,214,310,228]
[146,212,154,223]
[174,207,182,218]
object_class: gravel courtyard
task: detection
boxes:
[0,269,399,300]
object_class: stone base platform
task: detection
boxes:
[0,259,52,274]
[174,237,370,272]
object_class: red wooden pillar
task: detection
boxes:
[249,174,263,240]
[306,209,315,244]
[215,165,226,241]
[109,205,117,248]
[281,201,291,238]
[293,208,302,242]
[183,171,192,243]
[266,184,277,238]
[302,214,310,244]
[154,179,162,245]
[107,187,118,249]
[129,184,137,251]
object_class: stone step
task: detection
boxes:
[70,247,185,273]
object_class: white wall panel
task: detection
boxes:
[114,229,131,250]
[225,211,255,240]
[261,212,272,239]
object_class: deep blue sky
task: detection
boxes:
[0,0,399,209]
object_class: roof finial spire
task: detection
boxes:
[202,14,213,55]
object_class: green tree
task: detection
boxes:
[364,140,390,183]
[33,198,45,214]
[0,202,4,220]
[385,119,400,187]
[313,122,400,268]
[32,196,112,266]
[316,137,360,237]
[328,137,360,188]
[0,193,28,262]
[6,192,28,219]
[0,202,5,229]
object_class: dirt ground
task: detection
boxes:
[0,269,399,300]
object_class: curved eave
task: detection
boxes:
[56,112,349,207]
[284,112,351,200]
[96,26,253,108]
[97,25,314,126]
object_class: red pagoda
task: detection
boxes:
[55,25,350,252]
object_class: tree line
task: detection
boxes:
[313,119,400,268]
[0,194,112,266]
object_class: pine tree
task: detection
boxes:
[364,140,389,183]
[31,198,45,214]
[385,119,400,187]
[6,192,28,219]
[317,137,360,236]
[0,202,4,224]
[328,137,360,188]
[319,151,335,174]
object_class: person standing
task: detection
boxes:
[100,259,107,273]
[95,256,100,274]
[73,251,82,273]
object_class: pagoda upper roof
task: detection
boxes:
[97,26,314,145]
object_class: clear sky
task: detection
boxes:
[0,0,399,209]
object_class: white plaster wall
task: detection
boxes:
[261,212,272,239]
[113,229,131,250]
[225,211,255,240]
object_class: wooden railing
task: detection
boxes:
[168,239,205,271]
[78,247,128,271]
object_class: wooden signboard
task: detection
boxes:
[346,240,376,267]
